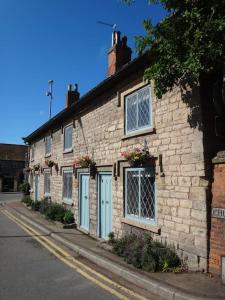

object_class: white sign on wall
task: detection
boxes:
[211,208,225,219]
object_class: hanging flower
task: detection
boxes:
[74,156,94,168]
[45,160,55,167]
[33,164,40,171]
[121,148,152,167]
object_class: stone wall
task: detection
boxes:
[209,151,225,274]
[29,77,209,270]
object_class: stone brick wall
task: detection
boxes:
[209,152,225,273]
[29,76,209,270]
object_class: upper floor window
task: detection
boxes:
[125,168,156,224]
[45,135,51,156]
[125,85,152,134]
[62,170,73,204]
[31,144,35,160]
[64,125,73,152]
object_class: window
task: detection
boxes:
[44,172,51,196]
[45,135,51,156]
[125,168,156,223]
[31,144,35,160]
[125,85,152,134]
[63,170,73,204]
[64,125,73,151]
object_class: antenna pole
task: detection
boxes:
[46,80,53,120]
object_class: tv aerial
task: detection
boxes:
[97,21,117,31]
[46,80,53,120]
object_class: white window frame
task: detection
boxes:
[45,135,52,157]
[63,125,73,152]
[44,171,51,196]
[62,170,73,205]
[125,85,152,135]
[125,167,156,224]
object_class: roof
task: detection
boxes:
[23,52,152,144]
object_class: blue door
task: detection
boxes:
[80,174,89,231]
[99,173,112,239]
[35,175,39,201]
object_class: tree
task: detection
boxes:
[123,0,225,99]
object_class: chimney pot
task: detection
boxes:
[66,83,80,108]
[108,31,132,77]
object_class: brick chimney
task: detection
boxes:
[66,83,80,108]
[108,31,132,77]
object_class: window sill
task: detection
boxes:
[122,128,156,140]
[63,199,73,206]
[121,217,160,234]
[45,153,51,158]
[63,149,73,154]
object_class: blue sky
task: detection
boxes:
[0,0,166,145]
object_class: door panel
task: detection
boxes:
[80,174,89,231]
[99,174,112,239]
[35,175,39,201]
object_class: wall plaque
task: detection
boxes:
[212,208,225,219]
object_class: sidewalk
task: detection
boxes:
[4,201,225,300]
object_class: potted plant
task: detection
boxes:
[121,148,152,167]
[33,164,40,171]
[45,160,55,168]
[74,155,93,168]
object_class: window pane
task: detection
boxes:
[126,170,139,218]
[140,169,155,220]
[126,94,137,132]
[44,173,50,195]
[138,87,150,128]
[64,126,72,150]
[63,171,72,201]
[45,136,51,155]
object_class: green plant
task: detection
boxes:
[121,148,152,166]
[33,164,40,171]
[45,160,55,167]
[74,155,94,168]
[22,195,32,204]
[44,203,66,222]
[31,201,41,211]
[63,210,74,224]
[112,233,181,272]
[19,181,30,195]
[39,197,50,214]
[108,232,115,244]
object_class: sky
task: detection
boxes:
[0,0,166,145]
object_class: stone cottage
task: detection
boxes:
[23,31,217,271]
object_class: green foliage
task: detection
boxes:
[39,197,50,214]
[123,0,225,98]
[19,181,30,195]
[63,210,74,224]
[31,201,41,211]
[21,195,33,206]
[44,204,66,222]
[112,233,181,272]
[108,231,115,244]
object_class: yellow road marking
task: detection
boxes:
[2,210,150,300]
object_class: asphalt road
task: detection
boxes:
[0,192,23,203]
[0,211,117,300]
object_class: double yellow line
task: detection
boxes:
[2,210,149,300]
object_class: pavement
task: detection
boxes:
[2,197,225,300]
